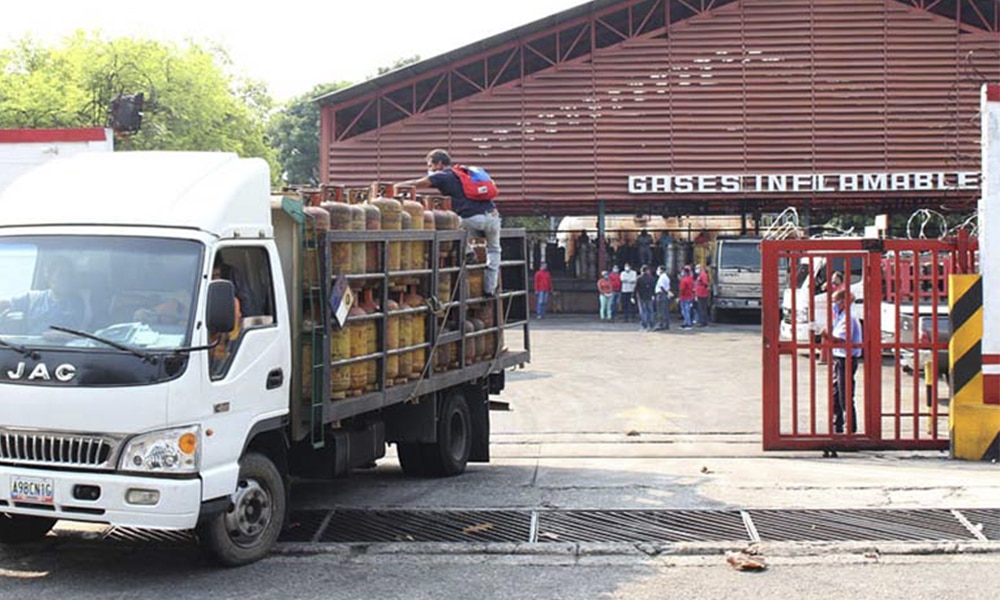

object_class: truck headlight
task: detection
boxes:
[120,426,200,474]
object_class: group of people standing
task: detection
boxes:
[596,263,710,331]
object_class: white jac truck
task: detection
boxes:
[0,151,530,565]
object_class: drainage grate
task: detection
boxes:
[316,509,532,543]
[88,508,1000,547]
[960,509,1000,541]
[536,510,749,543]
[748,509,976,542]
[283,509,332,543]
[104,527,196,545]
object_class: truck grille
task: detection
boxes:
[0,429,119,470]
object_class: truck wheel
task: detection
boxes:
[397,442,432,477]
[0,513,56,544]
[197,452,286,567]
[430,392,472,476]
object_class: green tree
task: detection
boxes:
[268,82,348,186]
[0,32,278,181]
[270,56,422,187]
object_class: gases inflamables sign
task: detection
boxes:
[627,172,980,194]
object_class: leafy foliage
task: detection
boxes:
[0,32,278,182]
[268,82,348,186]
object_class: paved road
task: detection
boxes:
[2,316,998,598]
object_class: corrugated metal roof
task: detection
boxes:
[315,0,622,107]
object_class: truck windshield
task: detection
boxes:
[719,241,761,271]
[0,235,202,350]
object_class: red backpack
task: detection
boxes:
[448,164,499,201]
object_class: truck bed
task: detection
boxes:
[274,209,531,439]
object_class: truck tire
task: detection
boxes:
[430,392,472,476]
[197,452,286,567]
[396,393,472,477]
[0,513,56,543]
[396,442,433,477]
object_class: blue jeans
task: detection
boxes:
[638,298,655,330]
[621,292,635,321]
[535,291,549,318]
[599,294,613,320]
[680,299,693,327]
[610,292,621,319]
[460,211,501,294]
[655,293,671,329]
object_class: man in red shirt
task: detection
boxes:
[678,265,695,329]
[608,265,622,321]
[533,262,553,319]
[694,264,710,327]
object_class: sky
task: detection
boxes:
[1,0,589,102]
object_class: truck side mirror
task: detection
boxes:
[206,280,236,334]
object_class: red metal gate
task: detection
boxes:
[762,236,976,451]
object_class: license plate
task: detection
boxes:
[10,476,55,505]
[747,300,760,308]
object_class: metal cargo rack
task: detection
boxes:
[299,225,530,437]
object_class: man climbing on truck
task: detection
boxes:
[397,149,501,296]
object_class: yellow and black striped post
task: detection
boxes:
[948,274,1000,460]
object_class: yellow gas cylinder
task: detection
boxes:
[385,298,400,384]
[468,266,484,299]
[395,293,412,383]
[330,324,352,399]
[438,271,453,304]
[404,286,426,379]
[349,204,366,274]
[372,195,403,271]
[480,303,499,360]
[348,304,367,395]
[423,210,435,232]
[360,289,379,391]
[462,320,476,365]
[470,317,486,362]
[362,202,381,273]
[399,210,413,272]
[403,199,426,272]
[321,201,353,276]
[433,325,450,373]
[303,206,330,285]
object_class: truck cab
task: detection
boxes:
[0,152,292,564]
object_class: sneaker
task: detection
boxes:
[681,325,691,330]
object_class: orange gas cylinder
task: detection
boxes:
[399,211,412,271]
[423,210,435,231]
[372,196,403,271]
[348,304,367,395]
[321,201,353,276]
[303,206,330,285]
[385,298,400,384]
[396,293,412,383]
[360,289,379,391]
[330,324,352,399]
[349,204,366,274]
[404,287,426,379]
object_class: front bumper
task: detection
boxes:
[1,464,203,529]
